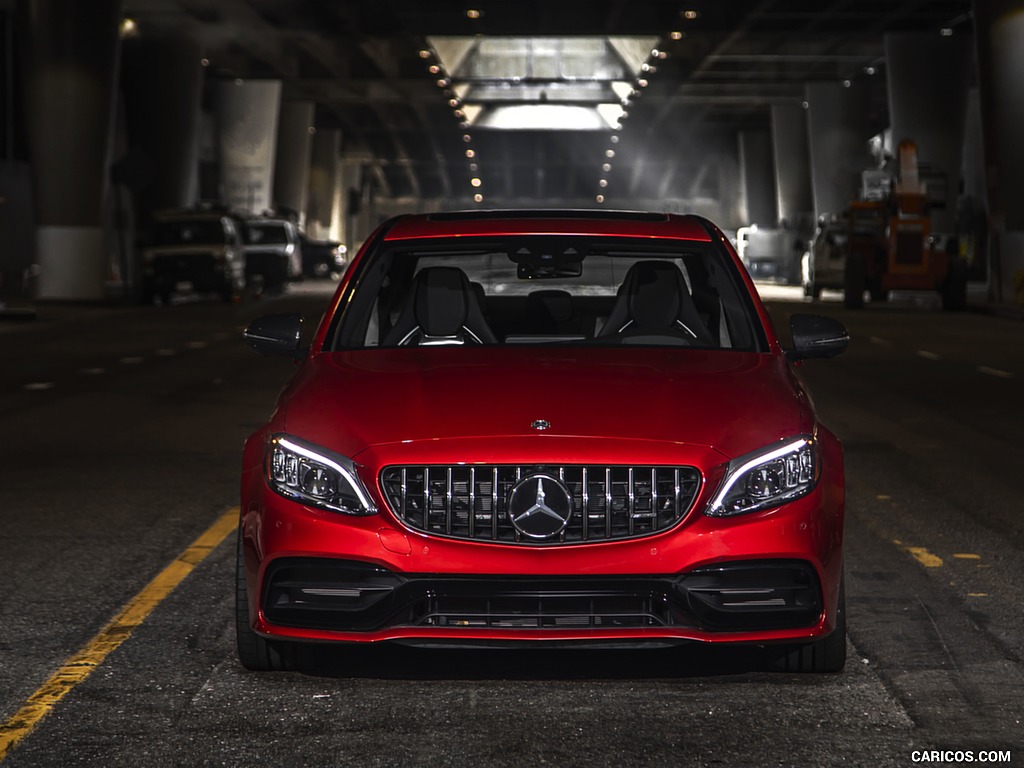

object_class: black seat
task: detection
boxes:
[597,260,713,344]
[382,267,497,346]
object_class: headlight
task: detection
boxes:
[266,435,377,515]
[706,436,818,517]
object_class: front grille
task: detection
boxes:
[380,464,701,545]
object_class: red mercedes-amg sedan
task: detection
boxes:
[238,210,849,672]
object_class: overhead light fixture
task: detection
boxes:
[670,31,683,41]
[119,17,139,38]
[683,10,699,20]
[466,9,482,20]
[419,49,432,59]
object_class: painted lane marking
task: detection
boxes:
[22,382,55,391]
[977,366,1013,379]
[120,356,144,365]
[903,544,943,568]
[0,508,238,761]
[916,350,941,360]
[953,553,982,560]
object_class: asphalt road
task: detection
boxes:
[0,282,1021,767]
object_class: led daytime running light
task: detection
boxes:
[268,435,377,515]
[707,436,817,517]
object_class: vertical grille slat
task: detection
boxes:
[381,464,701,546]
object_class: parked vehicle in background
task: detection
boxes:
[141,209,245,304]
[802,217,848,300]
[237,209,850,674]
[842,140,967,310]
[299,233,347,280]
[736,226,805,286]
[243,218,302,292]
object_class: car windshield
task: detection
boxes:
[328,236,765,352]
[154,219,227,245]
[244,223,289,244]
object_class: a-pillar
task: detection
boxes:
[804,82,874,221]
[974,0,1024,306]
[737,129,776,227]
[306,128,340,240]
[215,79,281,215]
[273,101,315,227]
[771,103,813,229]
[885,32,972,235]
[26,0,121,300]
[120,32,205,219]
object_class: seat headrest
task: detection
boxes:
[623,261,687,328]
[414,267,469,337]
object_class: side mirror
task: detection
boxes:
[243,313,304,358]
[788,313,849,360]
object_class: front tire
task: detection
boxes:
[235,530,297,671]
[773,576,847,673]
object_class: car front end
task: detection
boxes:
[237,210,848,672]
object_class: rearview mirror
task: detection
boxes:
[243,313,304,358]
[788,313,849,360]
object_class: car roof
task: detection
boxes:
[381,210,714,242]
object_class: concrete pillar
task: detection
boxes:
[26,0,121,300]
[885,32,972,235]
[974,0,1024,305]
[215,79,281,215]
[771,103,813,228]
[805,82,873,221]
[120,33,204,218]
[737,129,776,227]
[306,128,340,239]
[273,101,314,227]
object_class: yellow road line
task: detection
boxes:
[0,508,238,762]
[905,545,943,568]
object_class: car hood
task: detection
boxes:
[278,347,808,461]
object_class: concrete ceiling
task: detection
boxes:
[124,0,976,208]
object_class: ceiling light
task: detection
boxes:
[599,179,608,188]
[466,9,481,20]
[670,31,683,41]
[596,194,605,203]
[419,49,432,59]
[602,163,612,172]
[469,163,478,171]
[940,27,953,36]
[605,149,615,158]
[474,193,484,203]
[610,135,619,144]
[683,10,699,20]
[471,178,482,188]
[119,18,139,38]
[465,149,475,158]
[462,134,472,142]
[429,65,441,74]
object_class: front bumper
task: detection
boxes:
[261,558,822,637]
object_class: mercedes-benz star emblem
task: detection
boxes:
[507,473,573,539]
[531,419,551,431]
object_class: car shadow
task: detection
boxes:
[290,642,785,680]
